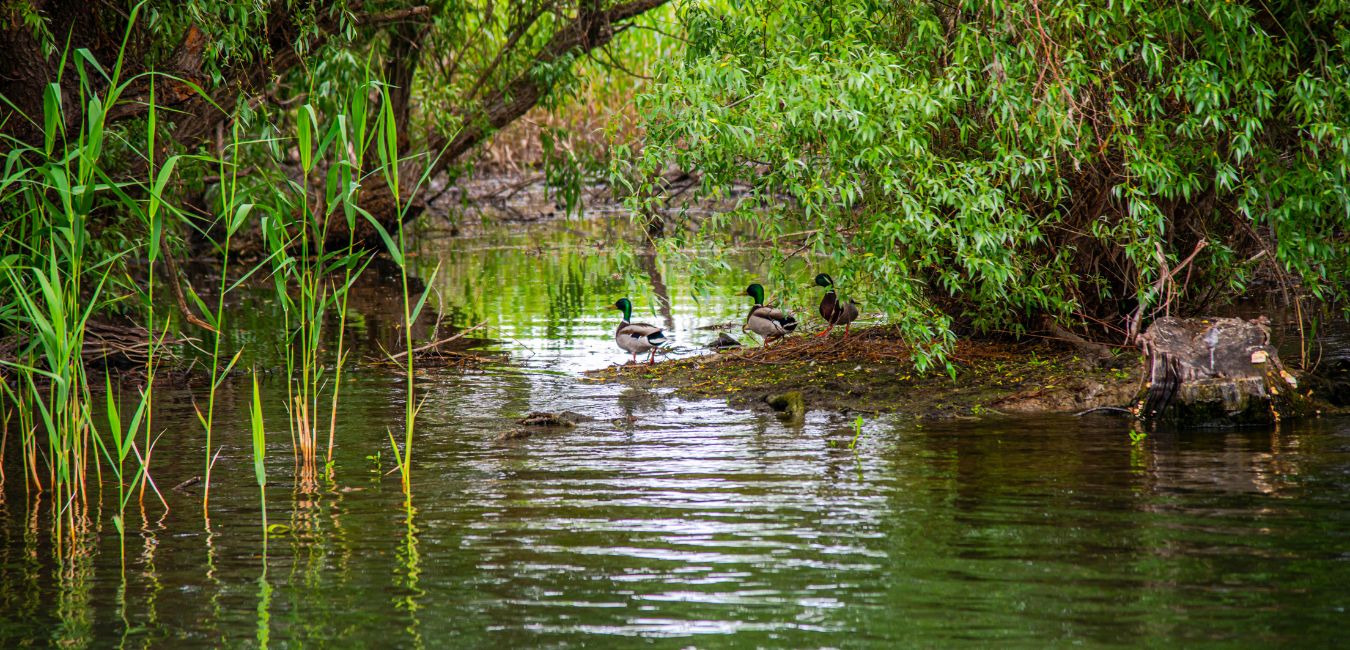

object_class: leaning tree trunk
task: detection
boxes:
[1136,316,1311,427]
[345,0,671,247]
[347,17,427,246]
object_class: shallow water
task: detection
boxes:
[2,218,1349,647]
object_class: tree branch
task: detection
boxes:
[356,5,432,26]
[435,0,669,172]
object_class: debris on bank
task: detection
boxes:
[516,411,594,427]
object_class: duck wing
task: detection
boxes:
[838,300,860,325]
[746,305,797,337]
[759,305,798,332]
[751,305,791,322]
[618,322,668,345]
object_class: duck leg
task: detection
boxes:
[843,322,851,337]
[647,348,657,365]
[816,323,835,337]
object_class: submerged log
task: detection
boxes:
[500,411,596,442]
[1136,316,1310,427]
[514,411,594,428]
[1,319,184,371]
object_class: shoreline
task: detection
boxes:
[587,327,1145,420]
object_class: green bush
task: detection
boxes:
[622,0,1350,370]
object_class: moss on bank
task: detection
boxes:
[586,326,1143,419]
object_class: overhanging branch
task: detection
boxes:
[426,0,669,177]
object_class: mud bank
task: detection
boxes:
[588,327,1144,420]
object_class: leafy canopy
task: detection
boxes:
[623,0,1350,370]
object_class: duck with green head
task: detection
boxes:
[743,283,798,344]
[814,273,860,337]
[609,298,668,365]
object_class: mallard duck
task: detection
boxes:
[743,283,797,344]
[815,273,860,337]
[609,298,668,365]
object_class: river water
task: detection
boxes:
[2,217,1348,647]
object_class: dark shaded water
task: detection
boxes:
[2,218,1349,647]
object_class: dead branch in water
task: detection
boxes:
[389,320,489,360]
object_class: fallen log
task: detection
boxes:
[1136,316,1311,427]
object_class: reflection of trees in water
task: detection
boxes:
[424,224,636,341]
[862,419,1334,644]
[544,259,590,340]
[403,219,758,355]
[636,253,675,332]
[918,420,1306,517]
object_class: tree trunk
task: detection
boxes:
[353,0,669,232]
[1136,316,1311,427]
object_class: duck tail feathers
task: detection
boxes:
[647,331,668,346]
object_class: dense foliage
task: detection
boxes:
[0,1,671,514]
[0,0,672,341]
[623,0,1350,368]
[0,1,670,226]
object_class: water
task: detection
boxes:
[3,217,1349,647]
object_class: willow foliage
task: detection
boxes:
[625,0,1350,369]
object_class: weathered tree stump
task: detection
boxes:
[1136,316,1310,427]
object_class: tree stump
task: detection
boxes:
[1136,316,1309,427]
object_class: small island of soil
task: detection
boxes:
[588,326,1143,419]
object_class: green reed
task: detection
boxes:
[0,400,8,489]
[91,372,149,566]
[0,252,109,536]
[0,17,441,550]
[849,415,864,450]
[250,370,275,646]
[134,73,184,510]
[195,115,253,518]
[326,86,376,470]
[0,3,237,549]
[249,372,268,538]
[367,80,443,500]
[257,86,375,491]
[0,340,38,494]
[0,29,146,538]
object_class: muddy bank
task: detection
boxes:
[588,327,1144,419]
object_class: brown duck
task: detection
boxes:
[814,273,859,337]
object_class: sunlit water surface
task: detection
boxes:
[2,217,1349,647]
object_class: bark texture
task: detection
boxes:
[1136,316,1311,426]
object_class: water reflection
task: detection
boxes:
[1145,428,1301,496]
[0,218,1348,646]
